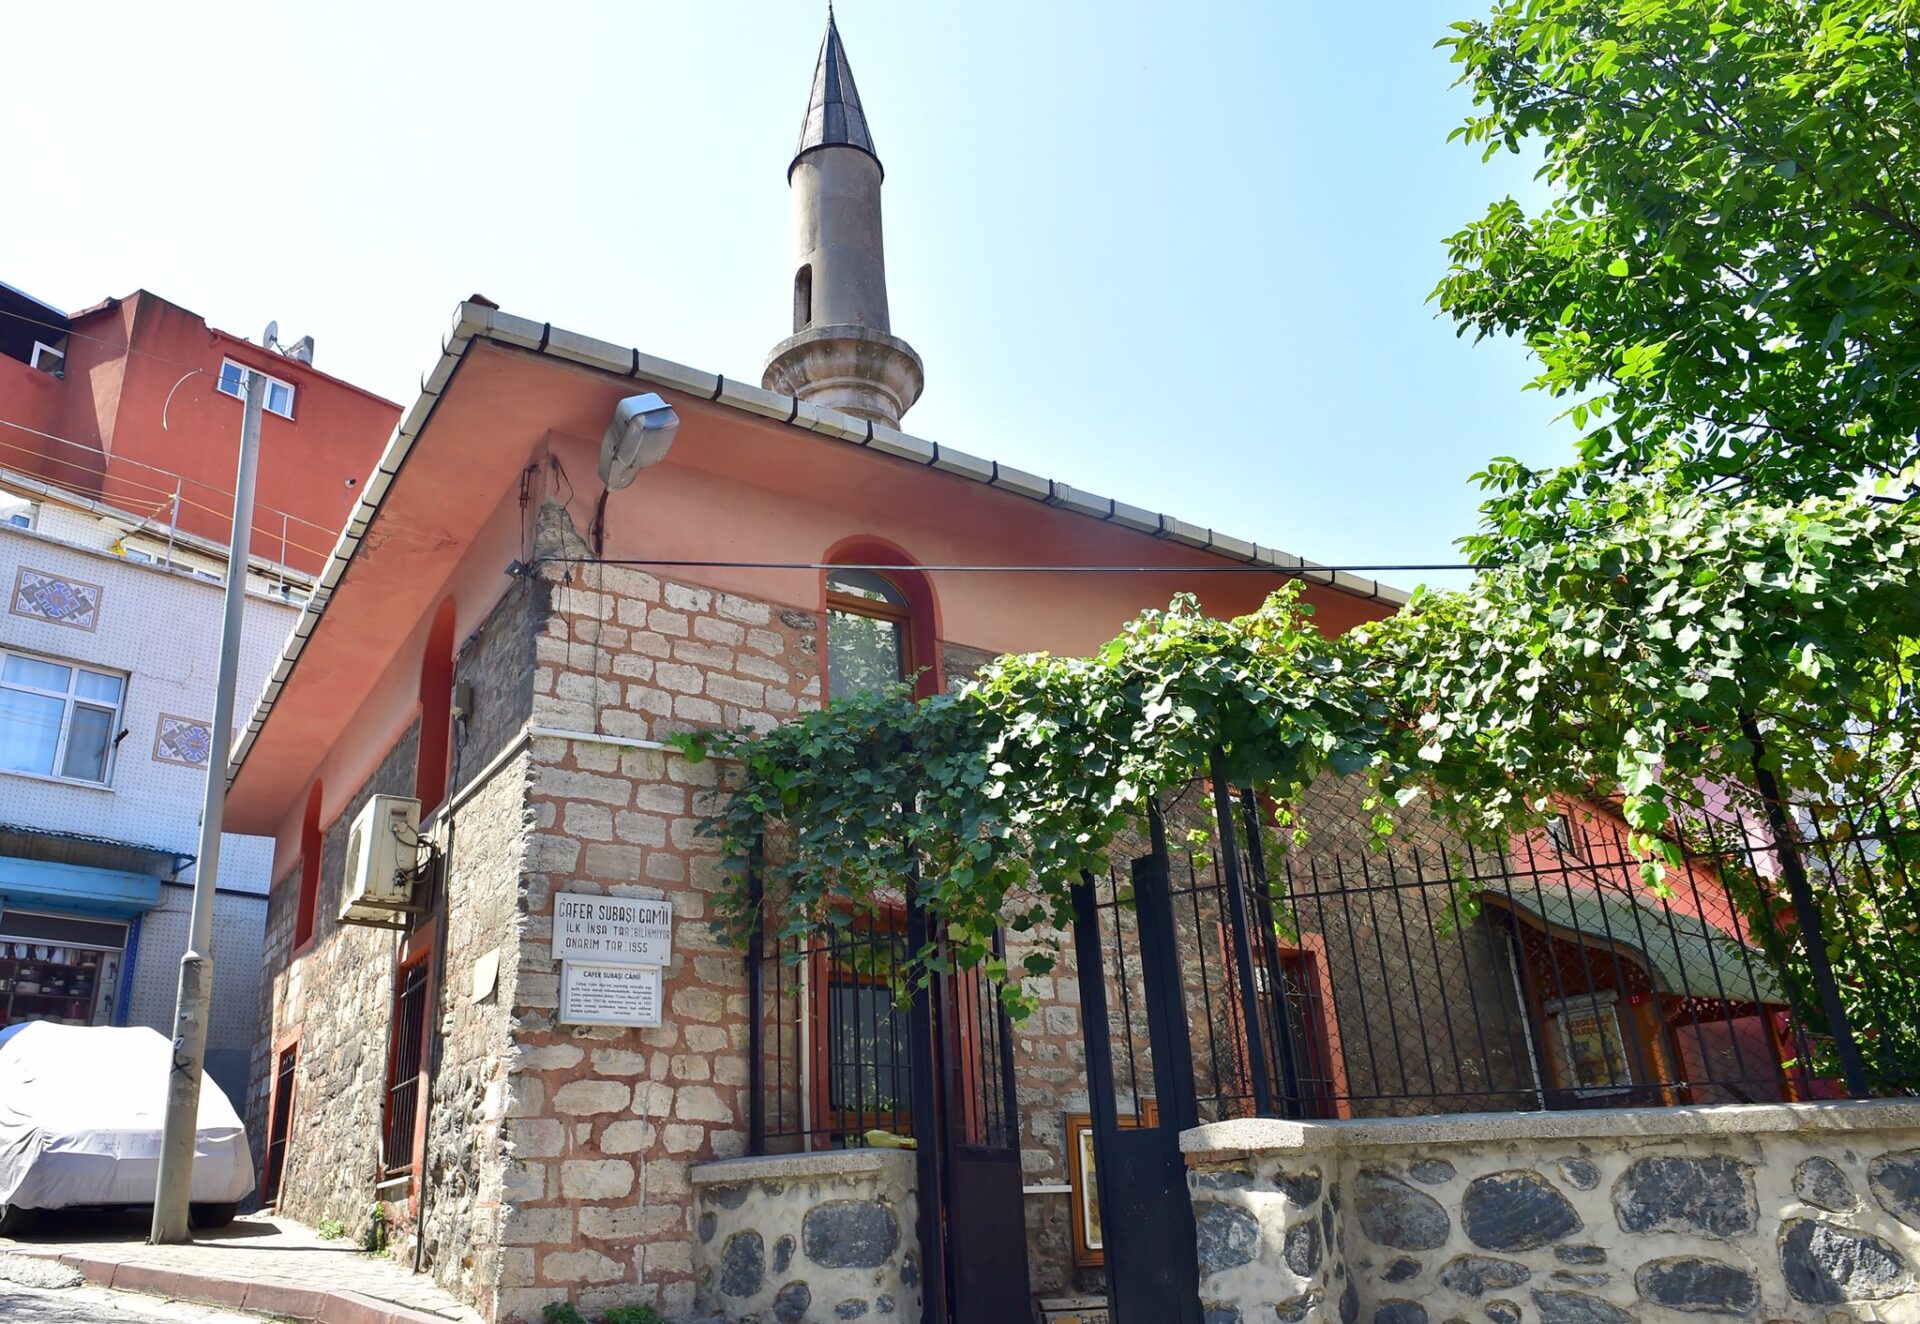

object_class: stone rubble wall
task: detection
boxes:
[689,1151,922,1323]
[1183,1103,1920,1324]
[996,774,1508,1299]
[255,721,424,1232]
[251,573,540,1320]
[1278,775,1535,1118]
[410,742,532,1306]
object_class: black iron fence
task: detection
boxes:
[1770,792,1920,1094]
[749,906,912,1152]
[742,775,1920,1150]
[745,896,1020,1155]
[1073,773,1920,1125]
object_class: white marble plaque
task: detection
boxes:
[553,892,673,966]
[559,961,663,1028]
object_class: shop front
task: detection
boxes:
[0,851,160,1030]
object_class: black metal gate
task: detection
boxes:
[908,897,1031,1324]
[744,865,1029,1324]
[1068,765,1326,1324]
[1072,816,1201,1324]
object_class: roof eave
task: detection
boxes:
[224,300,1412,793]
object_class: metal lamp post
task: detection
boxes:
[150,357,267,1243]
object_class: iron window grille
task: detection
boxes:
[381,956,430,1177]
[263,1044,298,1204]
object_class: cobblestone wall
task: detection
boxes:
[690,1151,921,1323]
[1183,1104,1920,1324]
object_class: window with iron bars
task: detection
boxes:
[263,1044,298,1205]
[381,956,431,1177]
[749,897,1016,1155]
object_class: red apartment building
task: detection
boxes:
[0,281,399,575]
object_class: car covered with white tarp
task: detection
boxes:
[0,1022,253,1233]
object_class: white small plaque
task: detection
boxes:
[553,892,673,966]
[472,948,500,1003]
[560,961,663,1027]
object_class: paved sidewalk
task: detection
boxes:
[0,1277,263,1323]
[0,1211,483,1324]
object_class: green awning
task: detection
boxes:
[1499,887,1785,1006]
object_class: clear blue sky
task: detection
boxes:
[1,1,1563,592]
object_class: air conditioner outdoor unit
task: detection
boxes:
[339,794,422,924]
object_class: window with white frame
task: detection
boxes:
[29,342,64,375]
[216,358,295,419]
[0,652,126,785]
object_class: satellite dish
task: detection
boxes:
[600,393,681,491]
[262,320,279,351]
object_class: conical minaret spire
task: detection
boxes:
[763,11,924,426]
[792,8,878,176]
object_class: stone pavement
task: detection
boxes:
[0,1211,483,1324]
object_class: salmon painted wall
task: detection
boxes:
[0,292,398,573]
[258,480,533,870]
[231,340,1403,853]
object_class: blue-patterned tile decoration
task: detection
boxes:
[11,566,103,631]
[152,714,213,769]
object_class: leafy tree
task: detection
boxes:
[1363,476,1920,842]
[1360,475,1920,1085]
[1437,0,1920,503]
[1431,0,1920,1085]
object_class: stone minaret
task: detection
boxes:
[762,10,924,426]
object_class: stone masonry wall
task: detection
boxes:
[994,776,1482,1299]
[254,719,422,1235]
[1184,1104,1920,1324]
[494,557,821,1323]
[690,1151,922,1323]
[407,744,531,1305]
[1006,924,1095,1297]
[251,574,540,1318]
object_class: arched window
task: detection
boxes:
[794,264,813,332]
[826,568,911,700]
[415,598,456,816]
[294,780,323,951]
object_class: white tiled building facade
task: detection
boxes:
[0,479,301,1107]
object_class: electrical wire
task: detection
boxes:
[0,415,338,536]
[0,437,335,563]
[0,418,339,552]
[531,556,1481,576]
[1,307,1488,579]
